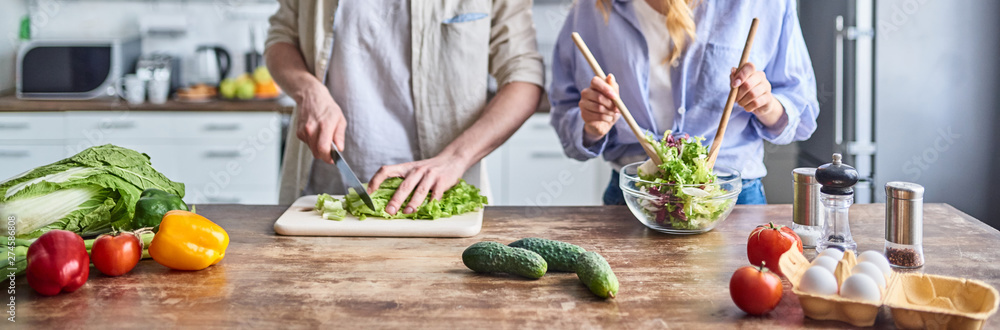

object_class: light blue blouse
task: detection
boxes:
[549,0,819,179]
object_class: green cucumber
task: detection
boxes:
[575,251,619,298]
[462,241,547,279]
[508,238,586,272]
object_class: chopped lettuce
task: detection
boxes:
[315,178,487,220]
[635,133,733,230]
[315,193,347,220]
[0,144,185,238]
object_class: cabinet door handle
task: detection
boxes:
[0,150,29,158]
[530,151,565,159]
[531,123,550,131]
[204,150,242,158]
[0,122,29,130]
[98,120,137,129]
[204,123,241,131]
[206,196,240,203]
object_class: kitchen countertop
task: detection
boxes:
[0,94,294,113]
[15,204,1000,328]
[0,93,550,114]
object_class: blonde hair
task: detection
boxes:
[596,0,697,65]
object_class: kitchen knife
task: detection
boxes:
[330,142,377,211]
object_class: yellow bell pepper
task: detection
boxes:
[149,210,229,271]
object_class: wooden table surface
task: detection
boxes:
[15,204,1000,328]
[0,94,294,113]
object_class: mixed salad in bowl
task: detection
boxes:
[620,133,741,233]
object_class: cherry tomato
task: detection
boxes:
[747,222,802,277]
[91,231,142,276]
[729,265,783,315]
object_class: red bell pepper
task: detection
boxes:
[26,230,90,296]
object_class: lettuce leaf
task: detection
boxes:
[315,193,346,220]
[0,144,184,238]
[636,133,732,229]
[337,178,487,220]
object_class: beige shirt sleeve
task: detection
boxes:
[489,0,546,88]
[265,0,301,51]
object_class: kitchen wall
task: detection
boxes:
[0,1,27,93]
[873,0,1000,226]
[0,0,277,89]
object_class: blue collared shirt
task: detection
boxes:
[549,0,819,179]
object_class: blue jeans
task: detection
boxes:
[603,170,767,205]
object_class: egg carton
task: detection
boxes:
[779,248,999,329]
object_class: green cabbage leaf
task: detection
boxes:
[0,144,184,238]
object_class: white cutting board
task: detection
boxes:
[273,195,484,237]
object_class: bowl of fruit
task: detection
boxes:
[219,66,281,101]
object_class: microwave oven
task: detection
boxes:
[16,37,141,100]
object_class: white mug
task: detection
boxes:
[116,74,145,105]
[147,77,169,104]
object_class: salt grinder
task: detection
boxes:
[791,168,822,249]
[815,153,859,253]
[885,182,925,268]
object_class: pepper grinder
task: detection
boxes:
[815,153,859,253]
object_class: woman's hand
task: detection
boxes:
[731,62,786,127]
[295,81,347,164]
[367,153,469,216]
[579,74,621,144]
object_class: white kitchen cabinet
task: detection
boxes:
[0,111,282,205]
[0,145,65,180]
[0,113,67,179]
[176,144,279,191]
[65,112,175,140]
[484,113,611,206]
[0,113,66,141]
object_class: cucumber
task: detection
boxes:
[462,241,547,279]
[575,251,619,298]
[508,238,586,272]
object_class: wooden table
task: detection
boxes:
[15,204,1000,328]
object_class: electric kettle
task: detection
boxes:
[194,45,231,85]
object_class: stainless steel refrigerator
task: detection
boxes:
[797,0,1000,226]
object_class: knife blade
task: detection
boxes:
[330,142,376,211]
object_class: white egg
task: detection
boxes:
[840,274,882,303]
[818,248,845,260]
[857,250,892,278]
[812,255,840,273]
[799,266,839,296]
[852,262,887,290]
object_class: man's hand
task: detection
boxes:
[365,81,540,216]
[265,42,348,164]
[367,153,468,215]
[294,82,347,164]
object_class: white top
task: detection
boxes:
[612,0,678,171]
[305,0,418,195]
[634,0,676,133]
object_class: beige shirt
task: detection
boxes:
[266,0,545,204]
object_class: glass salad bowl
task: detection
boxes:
[620,161,742,234]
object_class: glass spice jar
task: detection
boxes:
[885,181,925,268]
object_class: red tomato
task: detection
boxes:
[91,231,142,276]
[729,265,783,315]
[747,222,802,277]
